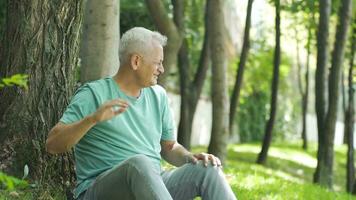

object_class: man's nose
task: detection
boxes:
[158,65,164,74]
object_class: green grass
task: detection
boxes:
[191,142,355,200]
[1,142,355,199]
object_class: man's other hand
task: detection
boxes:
[186,153,222,167]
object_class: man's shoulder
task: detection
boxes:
[148,84,166,94]
[84,77,112,89]
[146,84,168,99]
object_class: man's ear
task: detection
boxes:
[130,54,141,70]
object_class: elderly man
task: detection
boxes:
[46,27,236,200]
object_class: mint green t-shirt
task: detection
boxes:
[59,77,175,198]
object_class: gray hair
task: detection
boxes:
[119,27,167,64]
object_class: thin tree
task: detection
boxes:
[207,0,229,164]
[346,17,355,193]
[80,0,120,82]
[314,0,352,188]
[0,0,83,194]
[173,0,210,149]
[294,25,309,150]
[229,0,254,136]
[313,0,331,183]
[256,0,281,165]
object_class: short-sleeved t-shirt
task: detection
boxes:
[59,77,175,198]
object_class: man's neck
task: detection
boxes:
[113,69,142,98]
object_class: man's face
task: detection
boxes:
[138,41,164,87]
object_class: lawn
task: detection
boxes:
[1,142,355,200]
[193,142,355,200]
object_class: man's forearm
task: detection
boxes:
[46,115,97,154]
[162,142,192,167]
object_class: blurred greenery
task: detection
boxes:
[0,74,29,90]
[0,172,28,191]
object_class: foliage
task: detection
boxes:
[120,0,156,35]
[0,172,28,191]
[0,74,28,90]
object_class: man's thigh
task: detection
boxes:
[80,154,171,200]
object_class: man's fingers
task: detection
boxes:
[203,154,209,167]
[209,154,217,166]
[113,107,128,115]
[216,157,222,167]
[106,99,129,108]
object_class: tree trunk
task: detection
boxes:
[145,0,182,87]
[229,0,254,136]
[207,0,229,164]
[295,25,309,150]
[0,0,83,193]
[80,0,120,83]
[342,70,347,144]
[256,0,280,165]
[301,24,311,150]
[313,0,331,183]
[317,0,352,188]
[174,0,210,149]
[346,17,355,194]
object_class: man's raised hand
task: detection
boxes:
[91,99,129,123]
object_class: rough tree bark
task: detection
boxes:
[0,0,83,193]
[256,0,280,165]
[80,0,120,83]
[207,0,229,164]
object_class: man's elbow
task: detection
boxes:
[45,129,69,154]
[45,137,58,154]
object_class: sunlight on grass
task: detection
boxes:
[232,144,317,168]
[220,143,356,200]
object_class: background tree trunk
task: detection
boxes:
[256,0,280,165]
[207,0,229,164]
[80,0,120,83]
[301,25,311,150]
[345,16,355,193]
[313,0,331,183]
[295,26,308,149]
[229,0,254,136]
[0,0,83,193]
[317,0,352,188]
[145,0,182,87]
[174,0,210,149]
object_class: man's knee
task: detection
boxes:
[125,154,158,174]
[188,161,224,181]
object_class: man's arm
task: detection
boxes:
[160,140,222,167]
[46,99,128,154]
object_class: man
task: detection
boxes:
[46,27,236,200]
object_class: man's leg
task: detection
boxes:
[81,154,173,200]
[161,161,237,200]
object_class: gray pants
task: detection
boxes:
[79,154,237,200]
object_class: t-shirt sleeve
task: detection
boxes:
[60,85,97,124]
[161,91,176,141]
